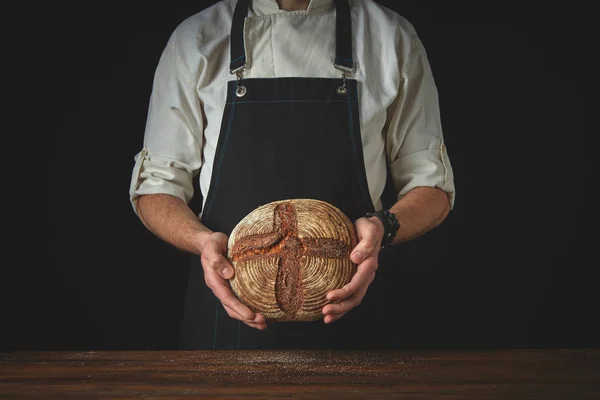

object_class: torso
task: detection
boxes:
[169,0,417,211]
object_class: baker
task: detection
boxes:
[129,0,456,350]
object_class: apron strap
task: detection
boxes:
[333,0,355,72]
[230,0,250,73]
[229,0,355,74]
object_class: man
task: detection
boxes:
[129,0,455,350]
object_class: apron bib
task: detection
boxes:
[180,0,386,350]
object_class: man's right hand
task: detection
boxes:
[200,232,267,330]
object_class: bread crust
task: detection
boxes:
[227,199,358,321]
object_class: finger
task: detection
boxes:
[224,305,268,330]
[223,304,267,325]
[202,241,235,279]
[326,260,376,302]
[206,274,255,321]
[323,285,367,316]
[323,284,369,324]
[324,312,345,324]
[224,306,267,330]
[351,219,381,264]
[244,321,267,330]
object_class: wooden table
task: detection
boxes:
[1,349,599,399]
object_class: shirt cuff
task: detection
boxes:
[389,140,456,209]
[129,148,196,215]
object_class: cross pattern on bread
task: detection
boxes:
[230,202,350,316]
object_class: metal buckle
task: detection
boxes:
[334,63,356,74]
[235,69,247,97]
[230,64,246,75]
[334,63,355,95]
[337,71,347,95]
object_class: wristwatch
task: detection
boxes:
[363,209,400,251]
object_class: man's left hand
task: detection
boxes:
[322,216,384,323]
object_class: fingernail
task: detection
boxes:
[222,267,233,278]
[352,251,363,263]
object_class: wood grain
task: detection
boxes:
[1,349,599,399]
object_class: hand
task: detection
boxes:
[200,232,267,330]
[322,216,384,323]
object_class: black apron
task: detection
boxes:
[180,0,389,350]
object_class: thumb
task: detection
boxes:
[350,218,382,264]
[350,237,377,264]
[212,232,230,253]
[203,239,235,279]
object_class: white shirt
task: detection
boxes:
[129,0,456,217]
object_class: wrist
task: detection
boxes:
[363,209,400,251]
[196,230,213,255]
[367,216,385,244]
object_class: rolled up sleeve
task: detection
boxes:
[129,30,204,215]
[386,33,456,209]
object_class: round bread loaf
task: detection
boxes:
[227,199,358,322]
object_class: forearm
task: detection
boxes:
[136,194,212,256]
[389,186,451,245]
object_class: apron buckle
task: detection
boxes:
[337,70,348,95]
[334,64,354,95]
[235,69,247,97]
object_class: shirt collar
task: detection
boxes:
[252,0,334,15]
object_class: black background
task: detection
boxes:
[8,1,593,351]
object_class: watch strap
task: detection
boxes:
[364,209,400,251]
